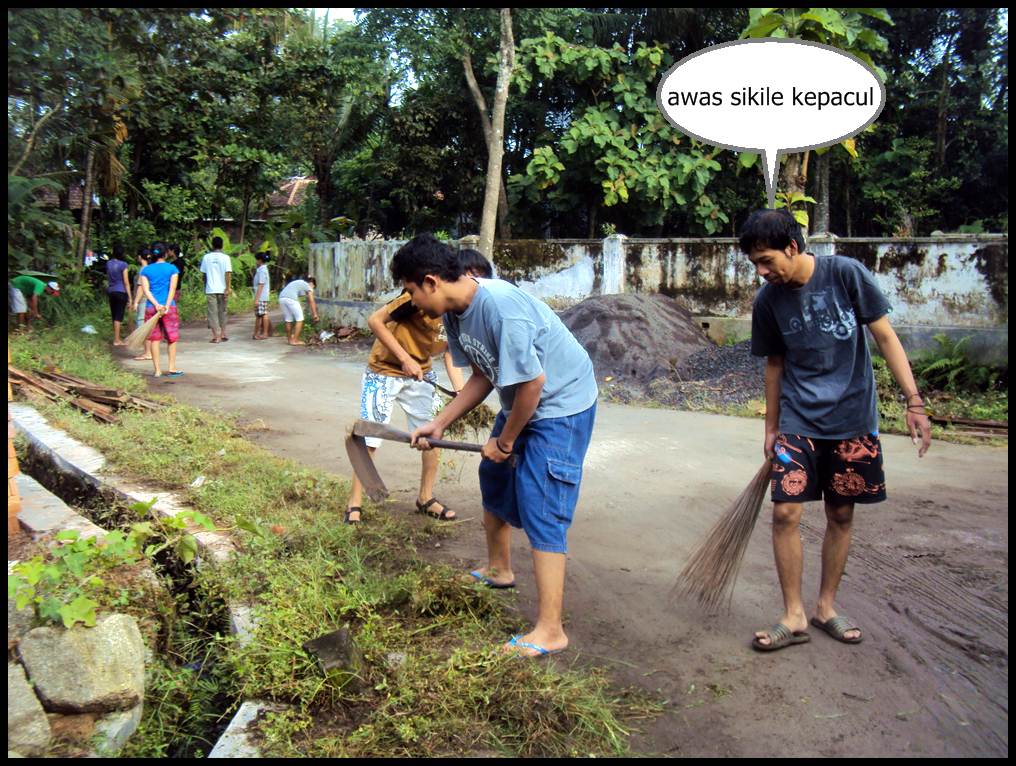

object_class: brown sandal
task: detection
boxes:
[415,498,456,521]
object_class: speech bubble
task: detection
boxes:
[656,39,885,207]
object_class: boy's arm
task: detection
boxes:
[867,316,932,457]
[122,268,132,304]
[307,291,319,321]
[443,350,466,391]
[485,374,544,462]
[367,303,423,380]
[764,355,784,459]
[412,364,494,448]
[225,269,232,296]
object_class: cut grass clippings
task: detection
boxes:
[8,329,657,758]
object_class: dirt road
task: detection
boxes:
[126,321,1008,757]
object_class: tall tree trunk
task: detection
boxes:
[471,9,515,257]
[813,152,831,234]
[313,156,335,228]
[781,152,808,200]
[464,52,514,241]
[239,185,250,246]
[78,147,96,261]
[935,41,953,169]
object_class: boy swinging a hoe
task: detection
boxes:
[744,209,931,651]
[393,234,598,658]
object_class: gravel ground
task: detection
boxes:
[602,339,765,411]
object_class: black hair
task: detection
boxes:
[306,276,316,285]
[255,251,270,263]
[212,236,224,250]
[150,242,167,260]
[390,233,462,285]
[112,244,125,259]
[168,243,180,255]
[738,209,806,254]
[458,248,493,279]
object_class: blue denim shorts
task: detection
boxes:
[478,403,596,554]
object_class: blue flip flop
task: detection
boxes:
[505,634,565,657]
[469,570,515,589]
[166,370,184,378]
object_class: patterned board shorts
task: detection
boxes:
[144,305,180,343]
[359,369,441,449]
[255,300,269,317]
[771,432,887,505]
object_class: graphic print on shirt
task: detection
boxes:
[459,333,499,383]
[782,289,857,341]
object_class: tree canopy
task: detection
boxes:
[8,7,1008,277]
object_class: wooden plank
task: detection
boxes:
[930,415,1007,430]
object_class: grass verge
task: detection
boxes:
[9,329,660,757]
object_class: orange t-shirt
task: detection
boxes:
[367,292,446,376]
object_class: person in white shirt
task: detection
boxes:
[277,276,319,345]
[199,236,233,343]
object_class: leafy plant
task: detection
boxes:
[8,528,142,628]
[911,333,1002,393]
[129,496,216,566]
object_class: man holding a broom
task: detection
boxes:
[743,209,931,651]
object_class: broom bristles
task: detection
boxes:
[125,312,161,355]
[676,460,772,612]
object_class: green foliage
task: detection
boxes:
[910,334,1003,393]
[513,35,728,233]
[7,175,76,273]
[8,528,141,628]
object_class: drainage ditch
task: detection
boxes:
[14,441,241,758]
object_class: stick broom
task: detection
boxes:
[677,460,772,612]
[125,312,161,356]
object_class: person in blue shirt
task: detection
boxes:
[393,234,598,658]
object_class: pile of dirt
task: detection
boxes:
[560,293,712,385]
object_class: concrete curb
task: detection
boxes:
[9,403,278,756]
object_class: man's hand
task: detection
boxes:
[410,421,444,450]
[400,357,424,380]
[907,408,932,458]
[482,436,513,464]
[764,430,779,460]
[156,304,167,316]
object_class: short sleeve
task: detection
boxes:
[496,318,544,387]
[443,316,470,368]
[841,258,890,324]
[750,290,786,357]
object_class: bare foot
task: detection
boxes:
[288,340,306,346]
[113,341,127,346]
[133,355,153,361]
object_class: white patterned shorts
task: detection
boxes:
[359,370,441,448]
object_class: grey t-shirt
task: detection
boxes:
[444,278,598,421]
[751,255,891,439]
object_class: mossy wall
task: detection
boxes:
[309,235,1008,329]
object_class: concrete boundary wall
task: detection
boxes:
[309,234,1007,360]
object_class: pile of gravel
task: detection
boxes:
[560,294,712,384]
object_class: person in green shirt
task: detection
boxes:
[8,276,59,328]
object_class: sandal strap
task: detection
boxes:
[825,615,859,635]
[766,623,791,642]
[417,497,454,519]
